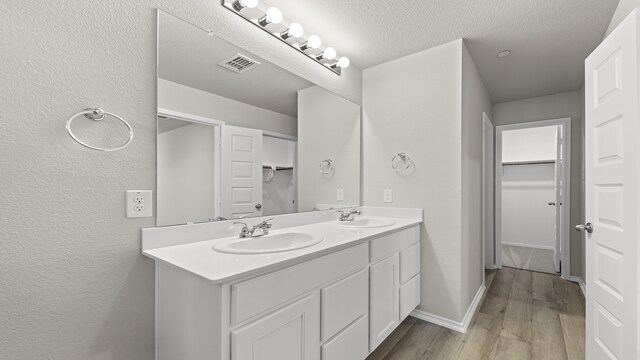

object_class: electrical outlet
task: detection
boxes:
[384,189,393,203]
[337,189,344,201]
[126,190,152,218]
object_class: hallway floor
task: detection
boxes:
[367,267,585,360]
[502,244,557,274]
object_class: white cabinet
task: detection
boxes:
[232,294,320,360]
[369,229,421,354]
[369,254,400,352]
[154,224,420,360]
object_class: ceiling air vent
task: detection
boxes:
[218,53,261,73]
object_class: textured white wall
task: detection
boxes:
[460,42,493,317]
[297,86,361,212]
[158,79,298,136]
[0,1,362,359]
[363,40,465,321]
[492,91,584,278]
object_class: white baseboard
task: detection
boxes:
[565,276,586,297]
[410,284,486,334]
[502,242,555,251]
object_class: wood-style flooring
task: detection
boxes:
[367,267,585,360]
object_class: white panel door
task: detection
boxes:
[554,125,562,272]
[221,125,263,219]
[584,9,639,359]
[232,294,320,360]
[369,254,399,352]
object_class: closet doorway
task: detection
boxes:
[495,118,571,277]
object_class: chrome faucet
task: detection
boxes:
[234,218,274,238]
[338,209,361,222]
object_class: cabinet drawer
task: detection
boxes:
[321,315,368,360]
[370,226,419,262]
[232,242,369,325]
[399,274,420,320]
[321,269,368,341]
[399,243,420,284]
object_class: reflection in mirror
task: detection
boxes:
[156,10,360,226]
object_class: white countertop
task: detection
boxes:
[142,215,422,284]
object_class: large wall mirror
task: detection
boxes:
[156,10,361,226]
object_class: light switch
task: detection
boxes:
[384,189,393,203]
[337,189,344,201]
[126,190,153,218]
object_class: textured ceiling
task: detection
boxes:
[158,11,313,117]
[266,0,619,102]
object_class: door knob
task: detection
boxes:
[574,222,593,233]
[548,202,556,206]
[255,203,262,210]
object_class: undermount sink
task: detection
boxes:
[337,217,395,228]
[212,232,323,254]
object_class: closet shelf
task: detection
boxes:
[262,165,294,171]
[502,160,555,166]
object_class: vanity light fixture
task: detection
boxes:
[222,0,350,75]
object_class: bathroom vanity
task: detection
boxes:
[142,208,422,360]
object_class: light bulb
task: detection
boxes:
[300,35,322,51]
[258,7,283,26]
[240,0,258,7]
[316,47,336,61]
[232,0,258,11]
[280,22,304,40]
[307,35,321,48]
[288,23,304,38]
[266,7,283,24]
[337,57,350,68]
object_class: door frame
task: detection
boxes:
[494,118,572,279]
[157,108,225,218]
[482,113,495,269]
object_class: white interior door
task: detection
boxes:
[584,9,639,359]
[554,125,563,272]
[221,125,263,219]
[483,113,495,269]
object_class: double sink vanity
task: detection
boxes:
[151,10,422,360]
[142,207,422,360]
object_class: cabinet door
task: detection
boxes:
[232,293,320,360]
[369,254,399,352]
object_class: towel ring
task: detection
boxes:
[319,159,334,175]
[66,108,133,152]
[391,152,413,172]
